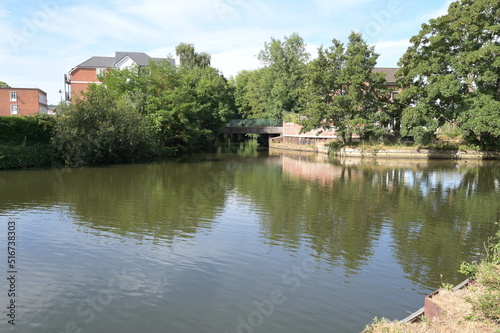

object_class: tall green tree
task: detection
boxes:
[300,32,389,142]
[144,59,234,152]
[397,0,500,148]
[233,68,274,119]
[335,32,388,142]
[300,40,345,133]
[0,81,9,88]
[256,33,310,118]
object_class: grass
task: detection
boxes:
[365,229,500,333]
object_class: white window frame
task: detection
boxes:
[391,91,400,101]
[96,68,106,76]
[10,104,18,115]
[10,91,17,102]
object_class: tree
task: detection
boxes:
[53,84,154,166]
[335,32,389,142]
[300,32,389,142]
[96,55,234,154]
[256,33,310,118]
[144,58,234,152]
[233,68,274,119]
[175,43,211,69]
[55,44,235,166]
[397,0,500,148]
[0,81,9,88]
[300,40,345,133]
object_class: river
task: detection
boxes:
[0,141,499,332]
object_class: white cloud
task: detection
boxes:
[211,47,261,78]
[373,39,410,67]
[420,0,452,21]
[0,0,450,104]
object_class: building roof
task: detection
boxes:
[372,67,399,85]
[0,87,46,94]
[72,52,175,71]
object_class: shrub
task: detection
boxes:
[53,86,155,166]
[0,115,55,145]
[0,143,60,169]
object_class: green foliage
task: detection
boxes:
[397,0,500,148]
[0,143,59,169]
[300,32,390,143]
[439,274,454,290]
[300,40,344,133]
[56,101,70,116]
[282,111,299,123]
[54,48,236,166]
[53,85,155,166]
[233,68,274,118]
[234,33,309,119]
[461,229,500,322]
[175,43,211,69]
[0,81,9,88]
[257,33,310,117]
[0,115,55,145]
[468,289,500,322]
[0,115,59,169]
[459,261,479,279]
[145,63,235,152]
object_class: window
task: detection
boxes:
[96,68,106,76]
[10,91,17,102]
[10,104,18,115]
[391,91,400,101]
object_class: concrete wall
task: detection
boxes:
[281,122,337,145]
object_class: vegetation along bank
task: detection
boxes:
[1,0,499,169]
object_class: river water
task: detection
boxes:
[1,141,499,332]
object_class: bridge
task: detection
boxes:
[225,119,283,135]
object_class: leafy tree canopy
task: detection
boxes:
[53,85,155,166]
[175,43,211,70]
[397,0,500,148]
[234,33,309,119]
[55,44,236,166]
[0,81,9,88]
[300,32,389,142]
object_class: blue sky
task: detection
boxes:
[0,0,452,104]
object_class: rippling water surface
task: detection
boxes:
[1,142,499,332]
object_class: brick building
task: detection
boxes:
[0,87,48,116]
[65,51,175,102]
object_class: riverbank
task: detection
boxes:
[269,140,500,160]
[365,231,500,333]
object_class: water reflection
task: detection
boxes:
[266,151,500,287]
[0,147,499,290]
[0,160,234,242]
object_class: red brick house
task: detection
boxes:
[65,51,175,102]
[372,67,401,101]
[0,87,48,116]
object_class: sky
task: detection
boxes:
[0,0,453,105]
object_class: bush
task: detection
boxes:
[0,115,55,145]
[0,143,60,169]
[53,86,156,166]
